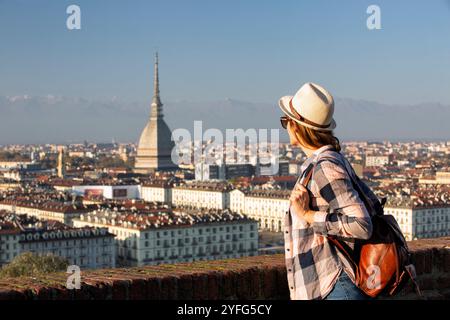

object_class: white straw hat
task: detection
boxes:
[278,82,336,131]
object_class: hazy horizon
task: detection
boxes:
[1,94,449,145]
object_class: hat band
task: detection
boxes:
[289,99,331,129]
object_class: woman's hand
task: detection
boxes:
[289,184,315,225]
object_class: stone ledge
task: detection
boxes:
[0,237,449,300]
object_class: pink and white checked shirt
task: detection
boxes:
[284,144,381,300]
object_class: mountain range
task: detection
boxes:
[0,95,448,144]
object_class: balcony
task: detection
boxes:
[0,237,448,300]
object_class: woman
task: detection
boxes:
[278,82,380,300]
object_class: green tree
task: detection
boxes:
[0,252,69,278]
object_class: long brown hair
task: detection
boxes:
[288,120,341,152]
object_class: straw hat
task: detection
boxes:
[278,82,336,131]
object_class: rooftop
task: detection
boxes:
[76,207,256,231]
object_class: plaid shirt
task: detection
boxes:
[284,144,380,300]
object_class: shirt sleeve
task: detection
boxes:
[310,159,373,240]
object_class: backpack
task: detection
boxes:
[302,153,422,298]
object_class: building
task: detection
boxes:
[0,212,115,269]
[0,160,33,170]
[72,207,258,267]
[134,53,178,173]
[0,178,20,191]
[172,181,232,210]
[195,163,225,181]
[384,196,450,241]
[257,160,289,176]
[230,188,290,232]
[141,181,173,203]
[195,163,255,181]
[57,147,65,178]
[288,161,302,176]
[419,171,450,185]
[0,200,94,226]
[365,155,391,167]
[71,184,140,200]
[436,171,450,184]
[350,162,364,178]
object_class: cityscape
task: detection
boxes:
[1,55,449,273]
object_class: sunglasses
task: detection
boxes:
[280,116,290,129]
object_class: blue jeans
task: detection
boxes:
[324,271,372,300]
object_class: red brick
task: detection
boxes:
[82,281,109,300]
[236,269,250,299]
[245,267,260,299]
[159,275,178,299]
[177,274,193,300]
[413,249,433,275]
[112,279,130,300]
[222,270,239,298]
[146,277,161,300]
[206,271,220,300]
[443,249,450,273]
[191,273,208,300]
[129,278,147,300]
[274,265,289,299]
[262,266,278,299]
[0,238,449,300]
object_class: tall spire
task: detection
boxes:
[153,52,160,98]
[151,52,163,118]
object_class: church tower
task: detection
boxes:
[134,53,178,173]
[57,147,65,178]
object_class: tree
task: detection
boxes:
[0,252,69,278]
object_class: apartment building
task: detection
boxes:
[0,212,115,269]
[0,199,94,226]
[141,180,173,203]
[384,197,450,240]
[230,188,290,232]
[72,207,258,267]
[171,181,232,210]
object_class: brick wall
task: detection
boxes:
[0,237,448,300]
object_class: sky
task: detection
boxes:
[1,0,450,106]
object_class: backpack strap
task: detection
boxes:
[404,264,422,297]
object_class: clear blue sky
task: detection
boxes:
[1,0,450,105]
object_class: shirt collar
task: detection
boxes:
[312,144,335,157]
[300,145,335,173]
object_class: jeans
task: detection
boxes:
[324,271,372,300]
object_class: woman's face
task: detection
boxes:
[286,121,316,156]
[287,120,300,147]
